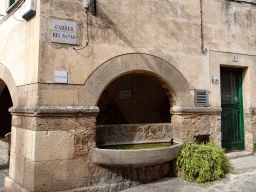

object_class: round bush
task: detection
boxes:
[176,141,230,183]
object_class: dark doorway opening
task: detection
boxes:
[97,72,172,125]
[0,86,13,137]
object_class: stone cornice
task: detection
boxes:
[171,107,222,115]
[9,106,100,116]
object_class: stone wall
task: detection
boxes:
[96,123,173,146]
[171,107,222,147]
[96,108,222,147]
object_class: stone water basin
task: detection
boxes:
[92,140,184,167]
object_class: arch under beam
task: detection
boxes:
[79,53,193,108]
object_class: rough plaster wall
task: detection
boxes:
[38,0,203,88]
[0,0,40,86]
[204,0,256,53]
[38,0,256,98]
[0,0,5,15]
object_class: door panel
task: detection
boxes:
[221,67,244,150]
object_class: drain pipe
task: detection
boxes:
[200,0,206,53]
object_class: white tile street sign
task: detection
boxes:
[54,71,68,83]
[52,19,77,45]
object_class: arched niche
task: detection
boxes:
[79,53,193,108]
[96,71,173,125]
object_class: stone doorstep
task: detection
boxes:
[225,151,254,160]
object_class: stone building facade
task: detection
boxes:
[0,0,256,191]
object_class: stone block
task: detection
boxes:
[34,130,75,161]
[11,127,75,161]
[12,114,97,132]
[23,159,90,191]
[11,115,37,131]
[10,127,34,158]
[4,177,30,192]
[9,152,25,187]
[245,131,254,152]
[38,90,79,106]
[35,116,78,131]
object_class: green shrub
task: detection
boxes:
[254,143,256,151]
[176,141,230,183]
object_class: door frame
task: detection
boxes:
[220,67,245,150]
[209,51,254,152]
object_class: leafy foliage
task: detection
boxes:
[254,143,256,151]
[176,141,230,183]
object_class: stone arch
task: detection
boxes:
[0,63,17,106]
[79,53,193,108]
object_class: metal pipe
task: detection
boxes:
[91,0,96,15]
[200,0,206,53]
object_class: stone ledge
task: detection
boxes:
[171,107,222,115]
[8,106,100,116]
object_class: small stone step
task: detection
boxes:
[225,151,253,159]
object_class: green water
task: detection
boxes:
[99,142,177,150]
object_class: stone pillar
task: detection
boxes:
[171,107,222,147]
[4,106,99,192]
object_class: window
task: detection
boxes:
[9,0,16,7]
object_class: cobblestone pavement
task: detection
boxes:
[0,161,8,192]
[0,154,256,192]
[123,154,256,192]
[122,169,256,192]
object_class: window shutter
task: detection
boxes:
[194,89,209,107]
[9,0,16,7]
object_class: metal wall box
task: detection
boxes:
[21,0,36,20]
[194,89,209,107]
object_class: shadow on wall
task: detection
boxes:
[0,86,13,137]
[96,72,172,125]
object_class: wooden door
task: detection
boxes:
[221,67,244,150]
